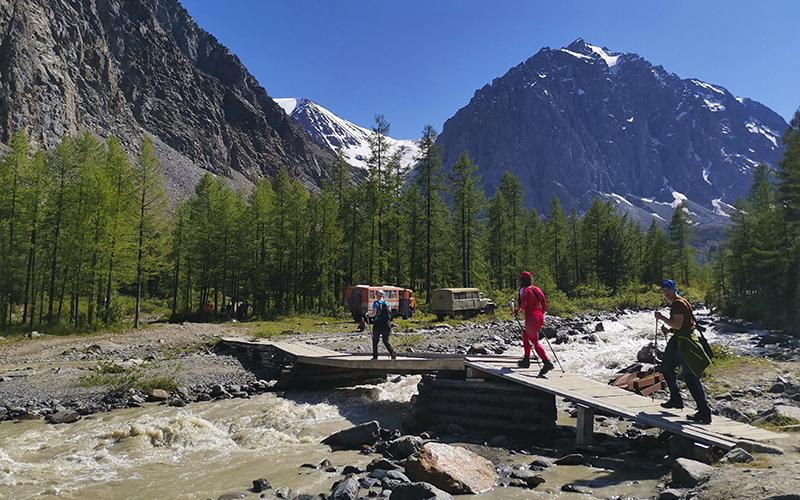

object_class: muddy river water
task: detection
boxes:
[0,310,762,499]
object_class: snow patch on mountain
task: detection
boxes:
[276,98,419,172]
[745,120,780,148]
[691,79,726,95]
[712,198,734,217]
[587,44,620,67]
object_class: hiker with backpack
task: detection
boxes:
[655,279,712,424]
[371,290,396,360]
[514,271,555,376]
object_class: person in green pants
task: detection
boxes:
[655,279,712,424]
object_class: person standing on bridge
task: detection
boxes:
[514,271,554,376]
[371,290,396,360]
[655,279,712,424]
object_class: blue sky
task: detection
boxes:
[181,0,798,139]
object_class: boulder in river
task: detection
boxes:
[554,453,584,465]
[562,484,593,494]
[389,482,453,500]
[636,343,659,364]
[509,469,545,488]
[388,435,423,459]
[46,410,81,424]
[369,469,410,483]
[330,477,360,500]
[274,487,293,499]
[671,458,714,487]
[405,442,496,494]
[368,458,402,471]
[342,465,364,475]
[251,478,271,492]
[322,421,381,450]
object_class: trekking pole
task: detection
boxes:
[654,318,659,351]
[540,324,565,373]
[508,300,540,365]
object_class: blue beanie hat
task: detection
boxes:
[661,279,677,290]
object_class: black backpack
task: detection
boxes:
[376,301,391,324]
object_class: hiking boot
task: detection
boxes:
[517,357,531,368]
[538,360,554,377]
[687,411,712,424]
[660,399,684,409]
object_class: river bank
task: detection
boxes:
[1,310,799,499]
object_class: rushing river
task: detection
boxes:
[0,309,764,499]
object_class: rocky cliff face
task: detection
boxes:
[437,39,788,223]
[0,0,336,194]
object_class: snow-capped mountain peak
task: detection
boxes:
[276,98,419,172]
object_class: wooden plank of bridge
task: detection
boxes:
[465,359,785,450]
[220,338,465,372]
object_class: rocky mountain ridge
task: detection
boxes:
[276,98,420,173]
[436,39,788,229]
[0,0,337,196]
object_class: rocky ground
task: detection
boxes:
[1,313,799,499]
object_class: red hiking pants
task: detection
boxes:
[523,314,548,361]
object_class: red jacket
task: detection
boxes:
[519,285,547,323]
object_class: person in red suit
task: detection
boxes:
[514,271,554,376]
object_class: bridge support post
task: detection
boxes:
[576,404,594,446]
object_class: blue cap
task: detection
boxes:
[661,279,677,290]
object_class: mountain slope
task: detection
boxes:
[436,39,787,224]
[276,98,419,173]
[0,0,337,195]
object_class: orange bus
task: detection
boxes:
[344,285,416,321]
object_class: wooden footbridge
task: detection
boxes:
[220,338,786,451]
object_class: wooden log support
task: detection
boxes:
[576,404,595,446]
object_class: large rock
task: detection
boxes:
[720,447,753,464]
[671,458,714,487]
[322,421,381,450]
[330,477,360,500]
[389,482,453,500]
[368,458,402,471]
[774,404,800,422]
[636,344,659,364]
[510,469,545,488]
[405,443,496,494]
[46,410,81,424]
[149,389,169,401]
[388,436,424,459]
[369,469,410,483]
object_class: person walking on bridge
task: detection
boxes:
[514,271,554,376]
[371,290,396,360]
[655,279,712,424]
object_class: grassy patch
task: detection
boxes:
[393,333,425,349]
[79,363,182,394]
[245,314,351,338]
[705,351,770,378]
